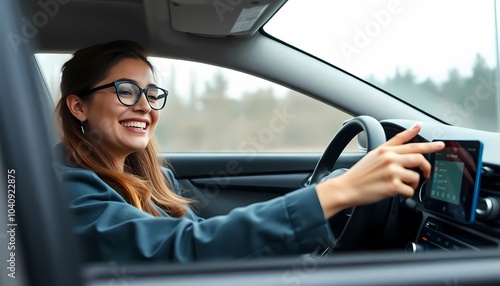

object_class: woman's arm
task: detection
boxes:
[60,166,334,263]
[316,124,444,218]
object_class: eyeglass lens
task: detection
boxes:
[116,82,167,109]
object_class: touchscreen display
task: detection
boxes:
[423,140,483,223]
[429,155,464,205]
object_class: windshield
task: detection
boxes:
[265,0,500,132]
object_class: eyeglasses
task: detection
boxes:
[79,80,168,110]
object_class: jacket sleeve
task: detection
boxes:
[60,166,335,263]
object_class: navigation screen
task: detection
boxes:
[429,159,464,205]
[424,140,483,224]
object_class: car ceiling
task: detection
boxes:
[31,0,286,54]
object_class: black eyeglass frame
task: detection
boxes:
[79,80,168,110]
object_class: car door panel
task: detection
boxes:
[162,153,364,218]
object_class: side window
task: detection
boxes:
[34,54,72,104]
[36,54,357,152]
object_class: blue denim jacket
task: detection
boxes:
[53,162,334,263]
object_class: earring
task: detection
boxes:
[80,121,85,135]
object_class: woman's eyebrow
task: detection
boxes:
[116,78,157,87]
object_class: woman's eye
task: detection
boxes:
[118,90,134,97]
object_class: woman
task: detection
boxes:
[54,40,444,263]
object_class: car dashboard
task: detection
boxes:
[381,120,500,253]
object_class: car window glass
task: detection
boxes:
[36,54,358,152]
[265,0,500,132]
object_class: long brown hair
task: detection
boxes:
[55,40,189,217]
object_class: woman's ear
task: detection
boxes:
[66,94,87,122]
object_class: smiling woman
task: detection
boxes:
[65,58,162,167]
[49,39,445,264]
[54,41,191,218]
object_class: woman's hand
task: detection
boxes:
[316,123,445,219]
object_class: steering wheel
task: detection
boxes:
[308,115,392,252]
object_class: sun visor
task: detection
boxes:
[169,0,285,37]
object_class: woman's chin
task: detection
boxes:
[125,141,149,153]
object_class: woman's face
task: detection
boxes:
[81,58,160,162]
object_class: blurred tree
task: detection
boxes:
[441,68,464,101]
[419,78,439,96]
[374,54,498,131]
[462,54,497,130]
[204,71,228,99]
[198,71,240,150]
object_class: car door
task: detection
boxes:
[165,152,364,218]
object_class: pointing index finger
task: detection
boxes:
[393,141,445,155]
[384,123,421,147]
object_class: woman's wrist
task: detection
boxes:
[316,177,352,219]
